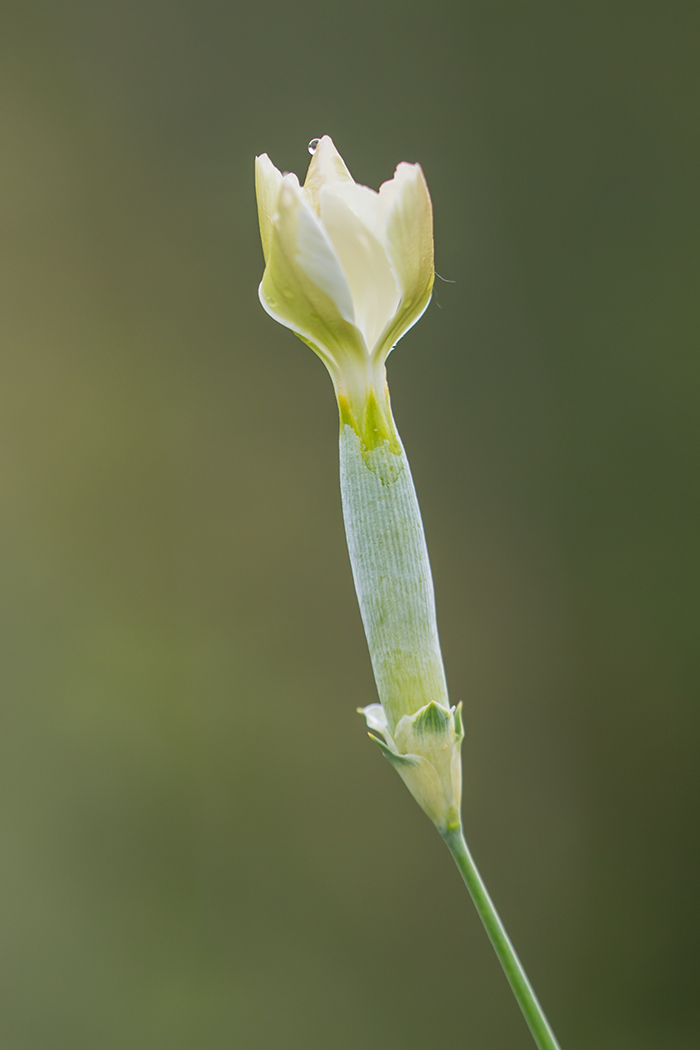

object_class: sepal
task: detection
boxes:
[367,733,419,768]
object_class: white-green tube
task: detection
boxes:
[339,422,448,732]
[339,412,463,834]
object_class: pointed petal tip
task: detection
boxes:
[313,133,339,155]
[279,171,302,194]
[255,152,279,174]
[380,160,430,201]
[304,136,355,204]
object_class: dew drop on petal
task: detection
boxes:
[307,138,320,155]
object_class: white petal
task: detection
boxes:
[255,153,283,264]
[279,176,356,326]
[259,173,368,376]
[319,185,400,353]
[378,163,433,302]
[326,181,389,244]
[360,703,389,735]
[370,162,434,362]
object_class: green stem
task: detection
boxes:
[442,825,562,1050]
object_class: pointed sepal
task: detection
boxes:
[367,733,419,768]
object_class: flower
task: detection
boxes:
[255,137,461,833]
[255,136,434,449]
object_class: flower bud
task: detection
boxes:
[255,136,434,450]
[362,700,463,832]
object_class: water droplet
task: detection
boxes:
[307,138,321,155]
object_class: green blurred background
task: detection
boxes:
[0,1,698,1047]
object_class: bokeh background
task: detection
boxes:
[0,1,698,1047]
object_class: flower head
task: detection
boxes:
[255,136,434,449]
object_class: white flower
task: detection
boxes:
[255,138,460,833]
[255,136,434,447]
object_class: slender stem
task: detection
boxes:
[442,826,562,1050]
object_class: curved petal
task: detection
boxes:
[372,163,434,364]
[319,184,400,353]
[326,181,389,244]
[292,185,355,322]
[259,176,368,379]
[255,153,283,265]
[360,702,390,736]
